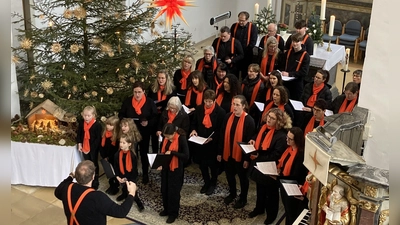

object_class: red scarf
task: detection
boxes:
[167,110,176,123]
[157,85,167,101]
[197,58,217,73]
[214,76,224,95]
[304,116,324,136]
[101,130,116,147]
[260,54,276,75]
[223,111,246,162]
[185,87,204,106]
[277,146,298,176]
[202,103,215,128]
[82,119,95,154]
[161,133,180,171]
[254,124,275,150]
[338,97,357,113]
[242,79,262,107]
[306,83,324,107]
[216,92,234,112]
[261,101,285,119]
[180,70,190,90]
[265,88,272,101]
[119,150,132,175]
[131,95,146,115]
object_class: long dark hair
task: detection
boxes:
[289,127,305,152]
[188,70,207,91]
[219,73,241,98]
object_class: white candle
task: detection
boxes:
[328,15,335,36]
[267,0,272,8]
[344,48,350,71]
[254,3,259,19]
[320,0,326,20]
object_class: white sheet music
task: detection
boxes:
[254,101,265,112]
[147,153,157,167]
[282,76,295,81]
[289,99,305,111]
[188,136,208,145]
[182,105,191,114]
[282,183,303,196]
[239,143,257,154]
[255,161,278,175]
[158,135,163,142]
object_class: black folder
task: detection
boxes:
[100,158,115,179]
[154,100,167,108]
[149,153,173,169]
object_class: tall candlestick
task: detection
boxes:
[328,15,335,36]
[254,3,259,19]
[344,48,350,71]
[267,0,272,8]
[320,0,326,20]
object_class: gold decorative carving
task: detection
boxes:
[364,185,378,198]
[329,165,359,187]
[378,209,389,225]
[358,200,379,212]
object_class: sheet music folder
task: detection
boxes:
[279,179,303,196]
[237,142,257,154]
[100,158,115,179]
[148,153,173,169]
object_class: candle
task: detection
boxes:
[344,48,350,71]
[267,0,272,8]
[328,15,335,36]
[320,0,326,20]
[254,3,259,19]
[100,97,103,102]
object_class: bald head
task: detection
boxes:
[267,23,277,36]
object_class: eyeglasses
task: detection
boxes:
[204,53,213,56]
[267,115,277,120]
[286,136,294,141]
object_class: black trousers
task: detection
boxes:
[254,178,280,222]
[224,157,249,201]
[137,133,150,177]
[199,157,218,185]
[161,167,184,218]
[280,187,305,225]
[82,149,99,176]
[122,183,143,207]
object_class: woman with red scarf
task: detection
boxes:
[258,37,284,79]
[301,70,332,112]
[302,99,327,136]
[215,74,241,113]
[184,71,208,113]
[217,95,255,209]
[173,55,195,103]
[260,70,286,102]
[157,96,190,140]
[119,81,157,184]
[247,108,291,224]
[242,64,265,128]
[330,82,359,114]
[261,86,294,125]
[158,123,189,224]
[147,70,176,153]
[207,62,228,94]
[195,45,218,84]
[189,90,226,195]
[277,127,308,225]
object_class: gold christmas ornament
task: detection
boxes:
[73,7,86,20]
[70,44,80,53]
[133,44,140,53]
[30,92,38,98]
[90,37,102,45]
[125,63,130,68]
[39,14,45,20]
[129,77,136,83]
[131,59,142,74]
[100,116,107,122]
[106,87,114,95]
[63,9,73,19]
[141,78,145,82]
[23,89,29,97]
[41,80,54,90]
[72,86,78,93]
[12,55,20,64]
[100,42,112,53]
[38,93,44,98]
[68,94,71,99]
[51,43,62,53]
[91,91,98,97]
[100,97,104,102]
[29,74,36,81]
[61,80,69,87]
[20,38,33,50]
[137,28,143,34]
[84,92,90,98]
[108,51,114,57]
[29,102,34,109]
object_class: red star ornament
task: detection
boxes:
[146,0,195,28]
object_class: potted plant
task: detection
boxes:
[278,23,289,35]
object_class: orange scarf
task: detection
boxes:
[161,133,180,171]
[180,70,190,90]
[338,97,357,113]
[242,79,262,107]
[214,76,224,95]
[304,116,324,136]
[261,101,285,119]
[131,95,146,115]
[223,112,246,162]
[82,119,95,154]
[101,130,116,147]
[167,110,176,123]
[254,124,275,150]
[185,87,204,106]
[265,88,272,101]
[260,54,276,75]
[197,58,217,73]
[306,83,324,107]
[277,146,298,176]
[119,150,132,175]
[216,92,233,112]
[202,103,216,128]
[157,85,167,101]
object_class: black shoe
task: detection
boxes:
[159,210,168,217]
[108,188,119,196]
[264,218,276,224]
[92,179,99,190]
[205,185,216,196]
[233,199,247,209]
[248,209,263,218]
[116,193,127,201]
[166,216,176,223]
[200,184,209,194]
[105,187,112,194]
[137,203,144,212]
[224,194,236,205]
[142,174,149,184]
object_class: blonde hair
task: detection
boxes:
[119,134,137,157]
[262,36,280,58]
[118,118,142,144]
[102,116,120,143]
[81,106,97,118]
[181,55,195,71]
[262,108,292,130]
[151,69,175,95]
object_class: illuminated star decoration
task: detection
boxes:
[310,150,322,172]
[146,0,195,28]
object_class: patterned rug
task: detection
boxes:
[98,164,285,225]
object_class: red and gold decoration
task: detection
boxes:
[146,0,195,28]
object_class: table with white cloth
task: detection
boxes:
[11,141,83,187]
[309,43,346,86]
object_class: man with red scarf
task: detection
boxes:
[195,46,218,84]
[302,99,327,136]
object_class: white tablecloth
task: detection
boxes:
[11,142,83,187]
[311,43,346,71]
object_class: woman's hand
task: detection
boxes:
[165,150,171,155]
[249,139,255,146]
[157,166,162,171]
[281,71,289,77]
[189,108,196,112]
[156,131,162,136]
[189,130,197,137]
[204,137,213,144]
[217,155,222,162]
[78,143,82,152]
[243,161,248,169]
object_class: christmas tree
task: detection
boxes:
[12,0,195,118]
[308,12,323,44]
[252,5,276,35]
